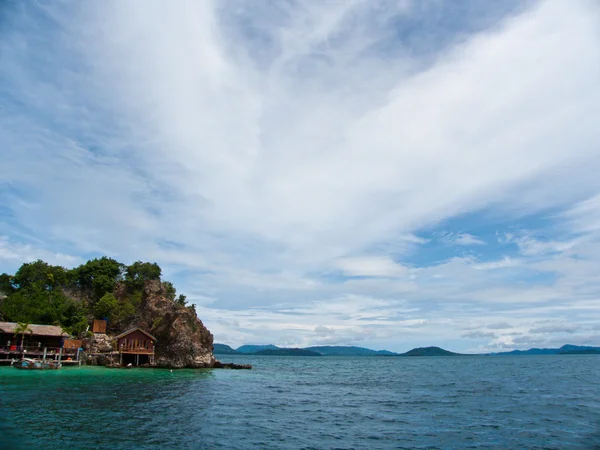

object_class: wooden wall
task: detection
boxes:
[63,339,82,350]
[118,329,155,353]
[93,319,107,333]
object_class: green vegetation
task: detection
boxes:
[125,261,161,290]
[235,344,280,354]
[14,322,32,348]
[94,293,134,324]
[213,343,239,354]
[400,346,461,357]
[71,257,124,300]
[0,258,185,337]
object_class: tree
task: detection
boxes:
[0,257,181,335]
[1,289,56,324]
[14,322,32,349]
[3,261,73,325]
[0,273,15,297]
[60,300,89,337]
[125,261,161,289]
[12,260,66,292]
[94,293,136,327]
[94,293,120,323]
[71,257,125,300]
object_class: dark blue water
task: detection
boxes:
[1,355,599,449]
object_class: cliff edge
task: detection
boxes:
[116,280,215,368]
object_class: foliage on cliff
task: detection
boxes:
[0,258,193,337]
[128,280,214,368]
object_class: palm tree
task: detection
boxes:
[14,322,32,349]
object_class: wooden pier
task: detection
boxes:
[0,346,81,366]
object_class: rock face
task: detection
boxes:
[117,280,216,368]
[213,361,252,370]
[86,333,113,353]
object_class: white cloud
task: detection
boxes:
[0,236,82,270]
[4,0,594,264]
[486,322,513,330]
[2,0,600,350]
[472,256,519,270]
[336,256,409,278]
[563,193,600,234]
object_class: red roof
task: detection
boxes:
[114,327,157,341]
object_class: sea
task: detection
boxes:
[1,355,599,449]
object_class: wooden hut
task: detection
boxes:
[0,322,70,363]
[115,327,156,366]
[0,322,68,350]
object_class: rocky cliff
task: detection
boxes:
[117,280,215,368]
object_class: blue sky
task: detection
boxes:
[2,0,600,352]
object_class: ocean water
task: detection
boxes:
[1,355,599,449]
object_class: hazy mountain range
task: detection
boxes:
[214,343,600,357]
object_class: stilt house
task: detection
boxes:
[115,327,156,366]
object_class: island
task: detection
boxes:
[214,343,600,357]
[213,344,465,356]
[0,258,250,369]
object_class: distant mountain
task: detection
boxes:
[400,346,461,357]
[559,345,600,354]
[215,343,600,358]
[236,344,280,354]
[213,344,239,354]
[305,346,399,356]
[561,348,600,354]
[254,348,321,356]
[490,344,600,356]
[491,347,559,356]
[216,344,462,357]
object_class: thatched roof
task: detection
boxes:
[0,322,69,337]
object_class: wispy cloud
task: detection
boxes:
[437,232,486,246]
[500,231,578,256]
[2,0,600,351]
[472,256,519,270]
[462,330,497,339]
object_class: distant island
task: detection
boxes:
[254,348,321,356]
[489,344,600,356]
[214,343,600,357]
[215,344,464,357]
[402,347,461,357]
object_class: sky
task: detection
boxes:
[1,0,600,353]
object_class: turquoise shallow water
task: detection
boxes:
[1,355,600,449]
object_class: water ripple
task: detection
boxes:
[1,355,600,449]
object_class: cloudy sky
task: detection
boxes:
[2,0,600,352]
